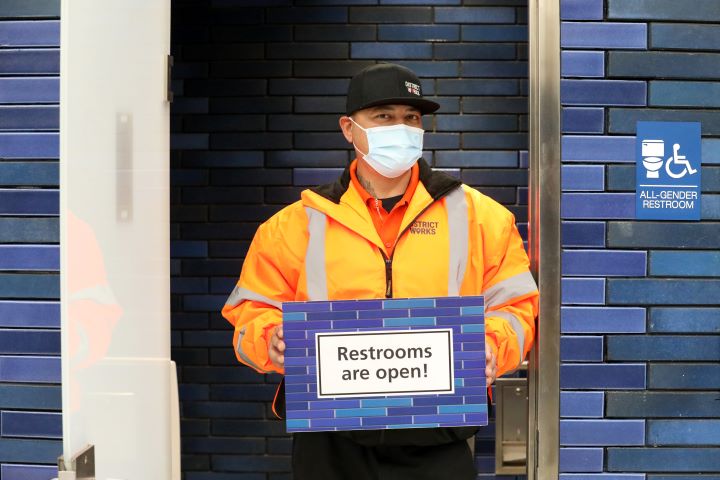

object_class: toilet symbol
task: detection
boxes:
[641,139,664,179]
[665,143,697,179]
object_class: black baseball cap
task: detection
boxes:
[346,63,440,116]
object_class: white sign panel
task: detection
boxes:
[315,329,455,398]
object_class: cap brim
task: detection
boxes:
[348,97,440,116]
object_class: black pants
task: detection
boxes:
[292,431,477,480]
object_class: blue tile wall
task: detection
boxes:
[170,2,531,477]
[562,250,646,277]
[0,3,62,474]
[562,5,720,476]
[561,391,605,418]
[562,278,606,305]
[561,448,604,473]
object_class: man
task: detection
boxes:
[222,63,538,479]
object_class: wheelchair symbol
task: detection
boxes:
[665,143,697,179]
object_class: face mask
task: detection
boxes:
[350,118,424,179]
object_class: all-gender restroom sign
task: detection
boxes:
[636,121,701,220]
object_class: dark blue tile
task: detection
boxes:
[0,21,59,46]
[561,0,603,20]
[562,51,604,78]
[562,135,635,163]
[435,7,514,23]
[608,0,720,21]
[608,279,720,305]
[435,151,518,168]
[563,250,646,277]
[0,356,60,382]
[562,221,606,247]
[0,301,59,328]
[377,25,459,41]
[608,448,720,472]
[561,391,604,418]
[562,22,647,49]
[561,336,604,362]
[393,61,459,78]
[0,133,58,158]
[0,49,58,74]
[1,411,61,438]
[562,193,634,220]
[0,438,62,463]
[651,24,720,50]
[560,448,604,473]
[0,0,59,18]
[562,307,646,334]
[609,108,720,135]
[562,80,646,106]
[0,384,60,409]
[0,162,58,186]
[0,246,58,270]
[562,165,605,191]
[434,43,516,60]
[608,335,720,361]
[649,364,720,389]
[0,274,58,299]
[607,392,720,418]
[294,168,344,186]
[561,419,645,446]
[437,79,517,96]
[0,78,58,104]
[461,61,527,78]
[1,464,58,480]
[609,51,720,80]
[562,108,604,134]
[561,364,645,389]
[351,42,432,59]
[462,25,527,42]
[649,307,720,333]
[648,420,720,445]
[436,114,516,131]
[267,7,347,23]
[608,222,720,249]
[562,278,605,305]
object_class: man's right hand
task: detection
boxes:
[268,325,285,370]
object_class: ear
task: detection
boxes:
[339,116,354,144]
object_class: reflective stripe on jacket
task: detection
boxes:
[222,159,539,429]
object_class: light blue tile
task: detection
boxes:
[383,298,435,309]
[562,307,646,334]
[562,80,647,106]
[651,23,720,50]
[438,404,487,414]
[461,306,484,315]
[563,250,647,277]
[560,448,604,473]
[561,0,603,20]
[561,419,645,446]
[286,419,310,429]
[562,193,634,219]
[361,398,412,408]
[562,51,605,78]
[561,391,604,418]
[650,81,720,108]
[335,408,387,417]
[562,22,647,49]
[562,136,635,163]
[648,420,720,445]
[562,278,605,305]
[650,251,720,276]
[608,279,720,305]
[561,364,646,389]
[383,317,436,327]
[562,165,605,191]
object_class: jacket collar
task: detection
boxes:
[301,158,462,253]
[309,158,461,203]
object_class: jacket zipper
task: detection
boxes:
[379,196,452,299]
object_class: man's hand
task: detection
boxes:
[268,325,285,370]
[485,348,497,386]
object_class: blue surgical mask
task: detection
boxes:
[350,118,424,179]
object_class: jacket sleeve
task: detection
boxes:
[482,209,539,377]
[221,207,306,375]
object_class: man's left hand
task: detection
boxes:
[485,348,497,386]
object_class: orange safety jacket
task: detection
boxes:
[222,159,539,444]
